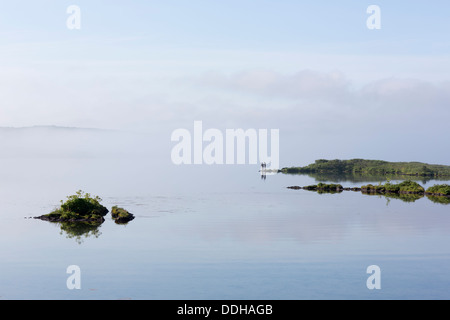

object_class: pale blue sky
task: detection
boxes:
[0,1,449,164]
[1,1,449,56]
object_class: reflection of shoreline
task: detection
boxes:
[287,185,450,204]
[281,172,448,184]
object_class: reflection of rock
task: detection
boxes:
[111,206,135,224]
[426,195,450,205]
[34,212,105,244]
[375,192,424,203]
[55,220,103,244]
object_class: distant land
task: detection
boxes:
[280,159,450,177]
[0,125,111,132]
[0,125,149,159]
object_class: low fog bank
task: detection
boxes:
[0,126,167,160]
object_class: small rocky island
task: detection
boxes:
[35,190,109,222]
[32,191,136,244]
[34,190,135,224]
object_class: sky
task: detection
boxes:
[0,1,449,165]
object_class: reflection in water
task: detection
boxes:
[55,220,103,244]
[281,172,450,205]
[362,192,425,204]
[384,193,424,203]
[427,195,450,205]
[285,172,446,184]
[310,190,449,205]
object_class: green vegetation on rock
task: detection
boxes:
[426,184,450,196]
[397,181,426,193]
[361,180,425,194]
[111,206,135,224]
[38,190,108,222]
[303,183,343,193]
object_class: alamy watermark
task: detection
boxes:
[366,265,381,290]
[66,265,81,290]
[64,5,380,31]
[64,5,379,31]
[367,5,381,30]
[67,5,81,30]
[171,121,280,171]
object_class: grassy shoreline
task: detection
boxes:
[280,159,450,177]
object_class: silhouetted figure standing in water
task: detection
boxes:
[260,162,267,181]
[261,162,266,171]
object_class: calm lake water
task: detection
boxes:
[1,155,450,300]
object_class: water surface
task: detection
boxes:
[1,157,449,300]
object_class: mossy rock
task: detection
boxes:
[397,180,425,194]
[35,190,108,222]
[362,181,425,195]
[361,184,385,193]
[426,184,450,196]
[111,206,135,224]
